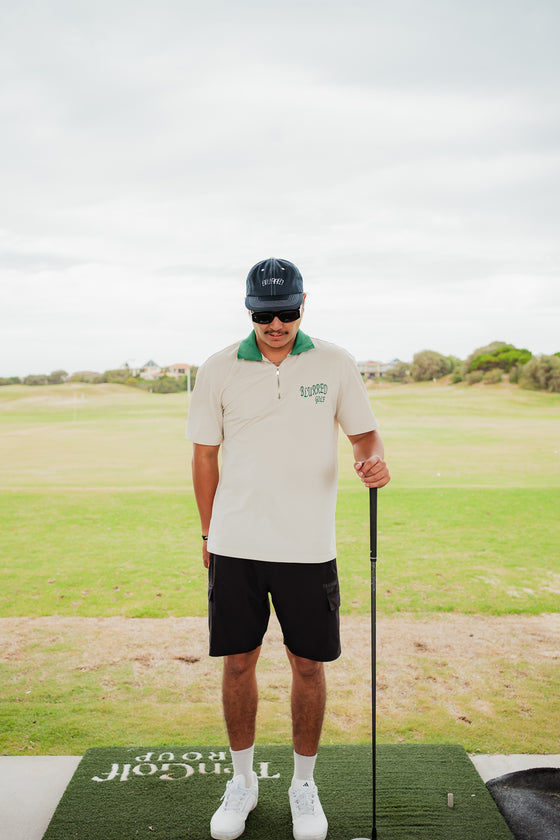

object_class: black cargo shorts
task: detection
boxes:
[207,554,341,662]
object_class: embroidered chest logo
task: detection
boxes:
[300,383,328,404]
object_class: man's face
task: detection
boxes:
[251,296,306,356]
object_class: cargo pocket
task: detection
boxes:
[208,555,215,603]
[324,580,341,612]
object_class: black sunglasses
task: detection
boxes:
[251,308,300,324]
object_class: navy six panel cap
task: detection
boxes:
[245,257,304,311]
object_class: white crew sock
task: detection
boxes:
[293,750,317,784]
[230,745,255,788]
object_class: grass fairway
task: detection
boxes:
[1,381,559,753]
[1,487,558,618]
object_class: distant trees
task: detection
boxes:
[4,345,559,394]
[383,361,410,383]
[482,368,503,385]
[14,371,66,385]
[23,374,49,386]
[468,343,531,373]
[97,369,130,384]
[410,350,455,381]
[18,370,68,386]
[48,369,68,384]
[395,341,558,392]
[464,370,484,385]
[450,341,533,386]
[520,354,560,393]
[68,372,99,383]
[151,376,181,393]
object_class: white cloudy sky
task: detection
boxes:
[1,0,559,376]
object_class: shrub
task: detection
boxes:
[23,374,48,386]
[152,376,181,394]
[483,368,503,385]
[410,350,454,381]
[48,370,68,384]
[383,362,410,383]
[465,341,507,370]
[509,365,522,384]
[451,363,467,384]
[520,355,560,393]
[468,342,531,373]
[69,372,100,383]
[466,370,484,385]
[102,369,129,384]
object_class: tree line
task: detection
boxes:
[380,341,560,392]
[0,367,198,393]
[2,341,560,393]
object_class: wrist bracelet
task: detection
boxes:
[202,535,208,541]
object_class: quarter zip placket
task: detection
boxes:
[275,366,281,399]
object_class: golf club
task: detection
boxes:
[351,486,378,840]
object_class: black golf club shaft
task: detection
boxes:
[370,487,378,839]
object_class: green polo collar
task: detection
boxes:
[237,330,315,361]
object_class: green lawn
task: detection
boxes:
[1,380,559,753]
[1,381,558,618]
[1,487,558,619]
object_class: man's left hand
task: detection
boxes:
[354,456,391,488]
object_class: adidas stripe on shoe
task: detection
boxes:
[289,779,328,840]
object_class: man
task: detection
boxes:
[186,258,390,840]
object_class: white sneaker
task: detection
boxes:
[210,773,259,840]
[289,780,328,840]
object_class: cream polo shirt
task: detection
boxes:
[186,330,378,564]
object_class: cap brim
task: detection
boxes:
[245,293,304,311]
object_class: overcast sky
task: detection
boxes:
[1,0,559,376]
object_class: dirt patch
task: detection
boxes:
[2,613,559,718]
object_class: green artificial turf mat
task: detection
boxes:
[42,744,514,839]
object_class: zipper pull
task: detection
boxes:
[276,367,280,399]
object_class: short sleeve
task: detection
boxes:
[335,351,379,436]
[185,359,224,445]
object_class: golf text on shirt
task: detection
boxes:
[300,383,328,403]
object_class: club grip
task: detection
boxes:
[369,487,378,562]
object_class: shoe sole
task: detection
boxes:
[211,828,248,840]
[292,831,328,840]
